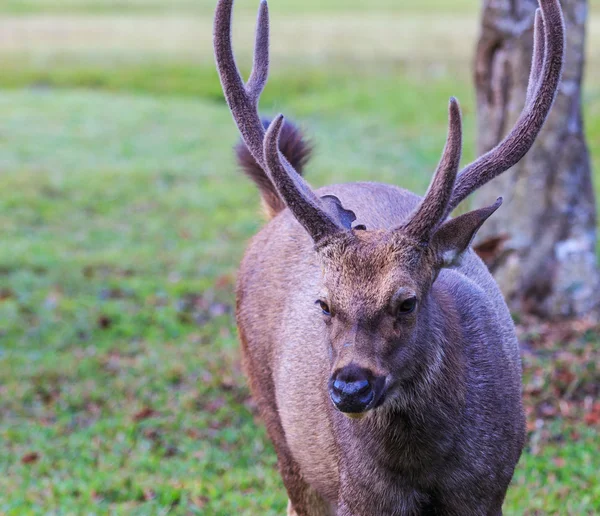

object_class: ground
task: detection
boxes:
[0,0,599,514]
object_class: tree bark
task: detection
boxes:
[473,0,599,318]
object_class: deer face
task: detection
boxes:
[317,231,443,415]
[312,196,504,416]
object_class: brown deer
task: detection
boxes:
[213,0,564,513]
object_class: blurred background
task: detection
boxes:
[0,0,599,513]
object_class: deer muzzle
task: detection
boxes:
[328,365,386,415]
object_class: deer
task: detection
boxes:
[213,0,564,513]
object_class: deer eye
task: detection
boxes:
[316,300,331,316]
[397,297,417,315]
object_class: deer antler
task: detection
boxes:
[526,8,547,105]
[444,0,565,218]
[214,0,354,243]
[399,98,462,241]
[214,0,269,168]
[263,116,348,242]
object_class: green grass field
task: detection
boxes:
[1,0,599,514]
[0,0,481,14]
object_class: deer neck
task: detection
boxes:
[334,296,466,482]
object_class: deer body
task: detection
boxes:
[213,0,565,513]
[237,183,523,514]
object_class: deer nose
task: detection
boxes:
[329,367,375,414]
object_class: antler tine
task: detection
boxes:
[246,0,269,101]
[264,116,342,243]
[214,0,269,167]
[526,9,545,105]
[444,0,565,218]
[400,98,462,240]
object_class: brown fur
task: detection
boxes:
[213,0,565,514]
[236,184,524,515]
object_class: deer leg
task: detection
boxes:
[240,331,331,516]
[274,446,332,516]
[286,494,333,516]
[260,406,333,515]
[287,500,298,516]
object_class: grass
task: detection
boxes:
[1,0,600,513]
[2,0,482,15]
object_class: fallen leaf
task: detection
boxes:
[97,315,112,329]
[584,411,600,426]
[143,488,156,501]
[133,407,158,422]
[0,288,15,301]
[473,234,510,268]
[21,452,40,464]
[214,273,234,290]
[191,496,209,509]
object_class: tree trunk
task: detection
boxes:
[473,0,599,318]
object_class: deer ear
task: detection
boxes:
[431,197,502,268]
[320,195,356,230]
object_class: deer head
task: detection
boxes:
[214,0,564,415]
